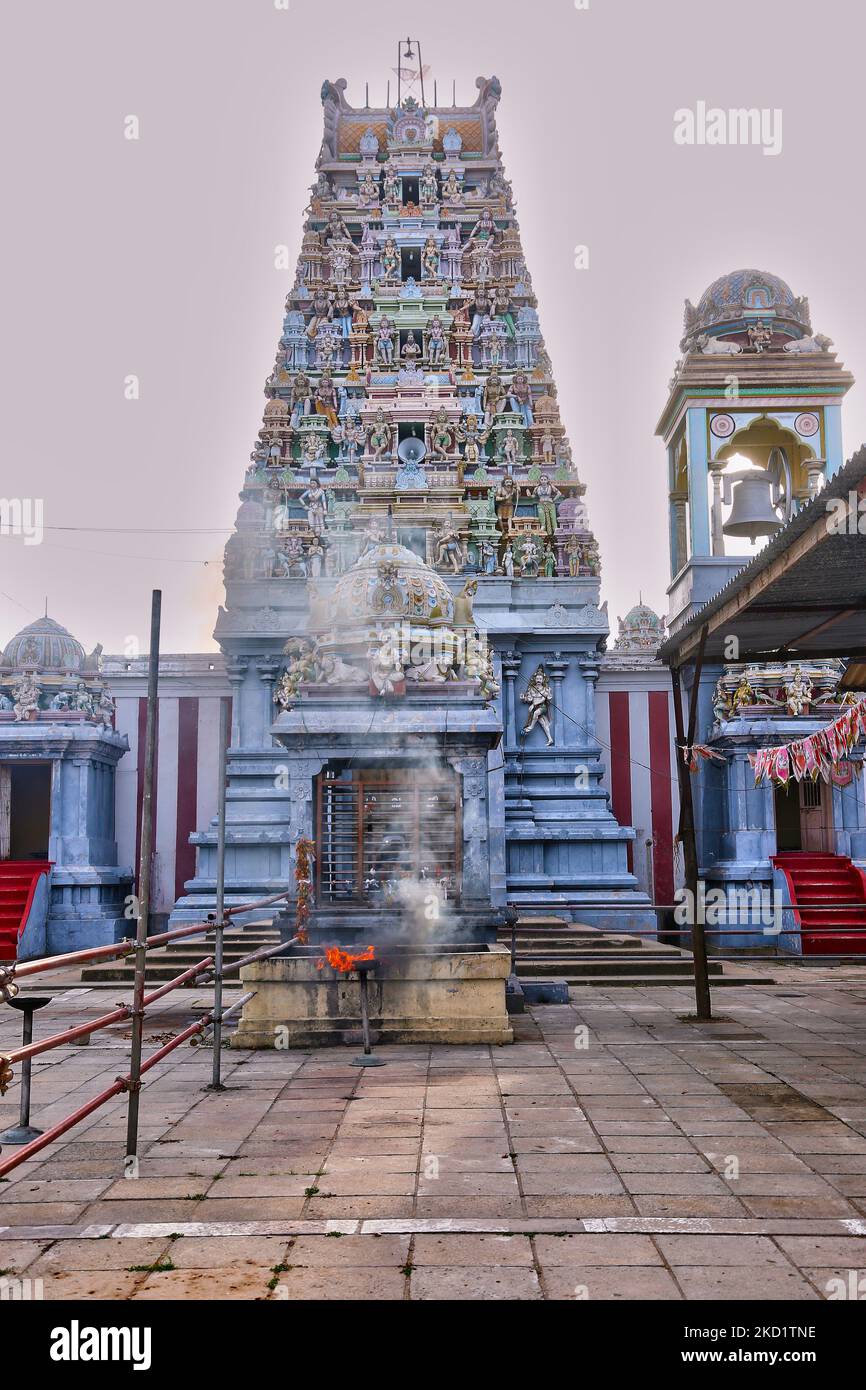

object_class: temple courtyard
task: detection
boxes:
[2,967,866,1301]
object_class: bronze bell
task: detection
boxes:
[722,467,784,542]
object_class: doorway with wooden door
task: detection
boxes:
[774,779,835,853]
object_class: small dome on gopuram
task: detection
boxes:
[328,541,454,628]
[2,615,88,673]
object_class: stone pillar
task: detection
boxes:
[287,757,324,845]
[709,462,726,556]
[546,656,569,745]
[579,656,601,742]
[501,651,521,749]
[256,657,282,748]
[224,657,249,748]
[447,754,490,907]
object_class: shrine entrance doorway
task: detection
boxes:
[316,767,461,907]
[0,763,51,860]
[774,779,835,853]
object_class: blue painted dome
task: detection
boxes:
[682,269,811,347]
[3,615,86,672]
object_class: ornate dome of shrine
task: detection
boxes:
[614,602,666,653]
[327,541,454,628]
[2,615,87,673]
[682,268,811,348]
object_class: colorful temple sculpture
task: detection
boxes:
[0,616,130,958]
[170,73,653,933]
[657,270,866,950]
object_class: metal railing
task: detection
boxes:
[0,890,299,1180]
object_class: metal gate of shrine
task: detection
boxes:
[316,768,461,906]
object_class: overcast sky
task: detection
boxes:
[2,0,864,654]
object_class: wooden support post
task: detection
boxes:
[671,623,712,1020]
[125,590,161,1162]
[208,696,229,1091]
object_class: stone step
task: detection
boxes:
[562,973,776,988]
[515,956,715,978]
[79,928,281,984]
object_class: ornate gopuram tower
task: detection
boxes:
[171,66,651,933]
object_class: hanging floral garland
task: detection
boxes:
[293,835,315,944]
[749,698,866,787]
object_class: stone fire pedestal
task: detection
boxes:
[232,944,513,1047]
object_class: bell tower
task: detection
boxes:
[656,268,853,634]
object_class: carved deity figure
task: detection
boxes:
[275,639,316,707]
[382,165,400,204]
[494,474,519,538]
[298,479,328,536]
[302,433,327,468]
[358,171,379,204]
[426,314,448,365]
[421,235,439,280]
[483,367,507,424]
[290,371,312,426]
[339,417,366,468]
[521,664,554,746]
[306,287,333,339]
[532,475,562,535]
[380,237,400,281]
[368,408,393,460]
[520,536,541,577]
[430,408,453,460]
[785,666,814,716]
[457,413,488,467]
[712,678,732,724]
[360,515,387,554]
[401,329,422,367]
[375,315,396,365]
[369,640,405,696]
[732,675,755,709]
[508,370,534,427]
[420,160,439,204]
[500,428,521,470]
[747,319,773,353]
[323,209,352,247]
[470,284,493,338]
[441,169,462,203]
[12,674,41,721]
[464,206,497,248]
[73,682,96,716]
[98,686,116,728]
[477,538,497,575]
[331,286,354,338]
[314,371,339,427]
[434,515,464,574]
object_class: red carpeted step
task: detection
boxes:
[0,860,52,961]
[772,851,866,955]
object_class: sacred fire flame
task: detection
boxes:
[317,944,375,973]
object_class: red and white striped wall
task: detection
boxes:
[106,656,230,917]
[596,666,680,905]
[105,654,680,916]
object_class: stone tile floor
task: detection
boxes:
[2,963,866,1300]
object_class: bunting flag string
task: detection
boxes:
[682,743,728,774]
[748,698,866,787]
